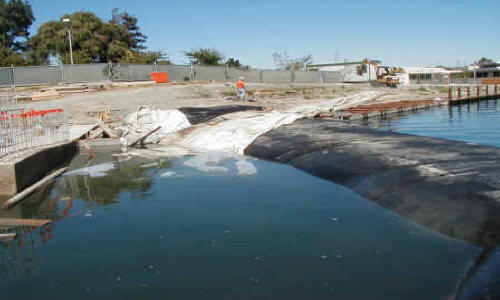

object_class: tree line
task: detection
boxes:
[0,1,166,66]
[1,0,313,70]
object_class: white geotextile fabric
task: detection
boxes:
[174,92,382,154]
[123,108,191,143]
[176,111,301,154]
[123,92,381,153]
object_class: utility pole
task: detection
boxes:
[62,18,74,65]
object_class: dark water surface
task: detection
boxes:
[0,153,481,299]
[360,98,500,147]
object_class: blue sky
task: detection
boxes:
[28,0,499,68]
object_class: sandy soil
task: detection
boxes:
[14,82,448,124]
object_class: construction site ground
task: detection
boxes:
[6,82,449,125]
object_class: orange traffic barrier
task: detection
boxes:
[150,72,169,83]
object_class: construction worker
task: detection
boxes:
[236,77,246,100]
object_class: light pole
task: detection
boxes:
[62,18,74,65]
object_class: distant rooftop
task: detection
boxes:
[479,61,500,68]
[307,60,381,68]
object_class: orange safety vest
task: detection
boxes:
[236,80,245,89]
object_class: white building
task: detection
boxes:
[403,67,459,84]
[307,60,381,83]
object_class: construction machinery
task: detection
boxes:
[375,66,404,87]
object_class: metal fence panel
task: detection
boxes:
[14,66,62,85]
[293,71,320,83]
[0,68,14,86]
[155,65,190,82]
[113,64,154,81]
[193,65,227,81]
[321,71,342,83]
[63,64,109,83]
[227,68,262,83]
[262,70,292,83]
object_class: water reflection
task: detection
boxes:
[0,154,173,281]
[0,152,490,299]
[56,154,171,205]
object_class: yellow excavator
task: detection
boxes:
[359,59,404,87]
[375,66,404,87]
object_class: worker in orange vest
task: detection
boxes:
[236,77,246,100]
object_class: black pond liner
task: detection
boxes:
[179,105,264,125]
[245,117,500,299]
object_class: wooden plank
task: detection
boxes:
[1,167,69,209]
[0,233,17,241]
[0,218,51,227]
[129,126,161,147]
[79,140,96,157]
[97,120,119,138]
[88,128,104,139]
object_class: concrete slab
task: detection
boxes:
[0,141,77,196]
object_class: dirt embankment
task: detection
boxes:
[13,82,448,125]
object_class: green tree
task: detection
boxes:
[28,10,155,65]
[0,0,34,66]
[184,48,224,65]
[226,58,241,68]
[475,57,494,65]
[272,51,312,71]
[110,8,147,51]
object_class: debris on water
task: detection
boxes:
[235,159,258,176]
[224,230,231,234]
[160,171,176,178]
[148,265,155,270]
[249,277,260,284]
[320,254,329,261]
[253,256,259,261]
[65,162,115,178]
[84,210,93,218]
[330,217,339,222]
[116,276,122,282]
[322,150,328,154]
[141,162,158,168]
[183,152,231,173]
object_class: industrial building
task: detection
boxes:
[307,60,381,83]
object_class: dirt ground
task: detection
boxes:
[12,82,448,124]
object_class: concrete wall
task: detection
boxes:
[262,70,292,83]
[321,71,342,83]
[14,66,61,85]
[63,64,109,83]
[3,63,343,86]
[227,69,262,83]
[113,64,154,81]
[293,71,321,83]
[0,141,77,196]
[0,67,14,86]
[156,65,190,82]
[193,65,227,81]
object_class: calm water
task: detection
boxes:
[0,152,480,299]
[361,98,500,147]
